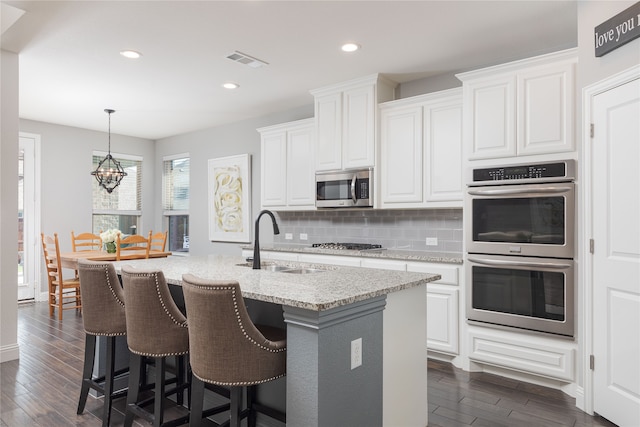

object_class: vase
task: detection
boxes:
[105,242,116,253]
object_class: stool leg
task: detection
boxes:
[230,387,242,427]
[77,334,97,414]
[176,354,185,406]
[102,336,116,427]
[124,353,143,427]
[247,385,257,427]
[189,376,205,427]
[153,357,166,427]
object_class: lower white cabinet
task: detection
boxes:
[425,285,459,354]
[467,325,575,382]
[407,262,460,355]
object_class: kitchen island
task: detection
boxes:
[111,254,440,427]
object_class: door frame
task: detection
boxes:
[18,132,42,302]
[581,64,640,415]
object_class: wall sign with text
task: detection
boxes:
[594,2,640,57]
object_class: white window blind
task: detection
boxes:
[162,155,189,212]
[163,154,189,253]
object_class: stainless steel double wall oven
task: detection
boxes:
[465,160,576,337]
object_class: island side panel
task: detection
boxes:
[384,283,428,426]
[283,296,386,427]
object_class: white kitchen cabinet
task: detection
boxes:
[380,104,423,204]
[425,285,459,354]
[407,261,461,355]
[379,88,463,209]
[360,258,407,271]
[298,253,361,267]
[457,48,576,161]
[467,325,575,382]
[258,118,315,210]
[311,74,396,171]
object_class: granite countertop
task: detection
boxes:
[112,254,440,311]
[245,245,464,264]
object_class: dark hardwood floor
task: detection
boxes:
[2,302,618,427]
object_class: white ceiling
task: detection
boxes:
[1,1,578,140]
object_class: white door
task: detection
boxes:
[18,135,39,301]
[592,76,640,426]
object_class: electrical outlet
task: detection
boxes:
[351,338,362,369]
[285,233,293,240]
[300,233,308,241]
[426,237,438,246]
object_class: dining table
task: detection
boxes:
[56,250,172,270]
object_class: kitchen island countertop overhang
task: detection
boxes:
[110,254,441,311]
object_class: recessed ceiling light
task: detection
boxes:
[223,82,239,90]
[120,50,142,59]
[341,43,360,53]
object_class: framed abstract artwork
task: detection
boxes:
[208,154,251,242]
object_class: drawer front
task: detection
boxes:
[468,327,575,381]
[406,262,459,285]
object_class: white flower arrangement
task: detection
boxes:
[100,229,122,244]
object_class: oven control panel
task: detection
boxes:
[470,160,575,184]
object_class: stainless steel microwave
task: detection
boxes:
[315,168,373,208]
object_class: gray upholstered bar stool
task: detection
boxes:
[121,266,190,427]
[181,274,287,427]
[76,259,128,426]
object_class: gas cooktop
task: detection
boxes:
[312,242,383,251]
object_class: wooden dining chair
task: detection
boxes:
[41,233,82,320]
[150,231,167,252]
[116,231,152,261]
[71,231,102,252]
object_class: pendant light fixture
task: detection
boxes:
[91,109,127,193]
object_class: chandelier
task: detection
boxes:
[91,109,127,193]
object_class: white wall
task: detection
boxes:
[1,49,20,362]
[18,119,155,295]
[154,105,314,256]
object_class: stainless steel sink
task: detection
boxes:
[236,263,325,274]
[261,264,292,272]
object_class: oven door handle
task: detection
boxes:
[468,257,572,270]
[351,174,357,204]
[467,186,573,196]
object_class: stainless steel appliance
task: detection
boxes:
[315,168,373,208]
[465,160,576,337]
[467,254,574,336]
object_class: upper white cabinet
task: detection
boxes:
[457,48,576,161]
[311,74,396,171]
[258,118,316,211]
[379,88,463,208]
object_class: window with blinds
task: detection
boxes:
[92,152,142,235]
[163,155,189,253]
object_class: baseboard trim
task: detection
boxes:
[0,343,20,363]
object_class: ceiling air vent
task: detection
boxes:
[226,51,268,68]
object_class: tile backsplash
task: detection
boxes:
[273,208,462,254]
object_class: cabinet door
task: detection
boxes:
[315,93,342,171]
[287,125,316,207]
[465,76,516,160]
[426,285,459,354]
[260,131,287,207]
[517,62,574,156]
[425,99,463,202]
[343,84,376,169]
[380,105,424,206]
